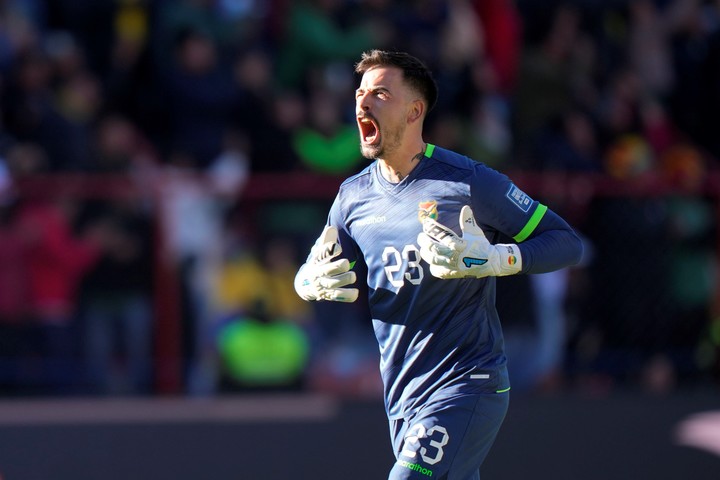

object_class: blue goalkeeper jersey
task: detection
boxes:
[326,144,582,419]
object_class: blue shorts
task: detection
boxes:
[387,392,509,480]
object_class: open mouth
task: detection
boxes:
[358,115,380,145]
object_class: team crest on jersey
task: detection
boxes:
[418,200,438,222]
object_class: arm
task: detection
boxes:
[516,208,584,274]
[418,205,583,279]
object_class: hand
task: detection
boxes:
[417,206,522,279]
[294,225,359,302]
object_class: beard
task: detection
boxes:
[360,120,405,160]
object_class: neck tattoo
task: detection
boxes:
[401,145,426,180]
[413,143,426,162]
[389,145,426,182]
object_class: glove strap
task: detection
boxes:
[495,244,522,275]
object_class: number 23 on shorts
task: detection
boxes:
[400,423,450,465]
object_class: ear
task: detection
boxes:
[407,99,425,124]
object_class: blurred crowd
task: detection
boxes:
[0,0,718,397]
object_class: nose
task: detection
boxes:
[356,93,370,112]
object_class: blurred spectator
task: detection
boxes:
[212,221,269,320]
[160,27,239,168]
[79,201,154,395]
[211,226,314,393]
[53,66,104,145]
[251,90,307,173]
[0,164,30,392]
[217,299,310,392]
[471,0,521,95]
[44,30,86,85]
[654,143,717,387]
[464,60,514,168]
[3,49,81,170]
[44,0,115,75]
[0,179,27,323]
[575,134,673,389]
[426,112,467,158]
[387,0,448,68]
[530,108,602,172]
[0,0,44,73]
[160,143,247,394]
[512,4,588,166]
[208,128,250,194]
[640,97,678,156]
[530,269,573,390]
[292,89,361,175]
[75,111,160,395]
[0,33,105,172]
[265,238,313,320]
[502,267,576,393]
[604,133,653,179]
[155,0,248,66]
[85,112,160,174]
[666,0,720,159]
[627,0,674,97]
[212,224,310,326]
[275,0,381,90]
[16,193,108,392]
[231,46,302,172]
[103,0,159,136]
[596,67,670,153]
[435,0,484,108]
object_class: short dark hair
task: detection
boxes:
[355,50,438,113]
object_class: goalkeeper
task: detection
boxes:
[295,50,583,480]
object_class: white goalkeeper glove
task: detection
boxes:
[417,205,522,279]
[294,225,359,302]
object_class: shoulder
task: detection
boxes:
[426,145,509,186]
[331,163,374,220]
[428,145,477,172]
[339,162,374,192]
[430,146,534,215]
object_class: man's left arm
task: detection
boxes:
[514,208,584,274]
[418,204,583,280]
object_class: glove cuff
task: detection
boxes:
[495,244,522,276]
